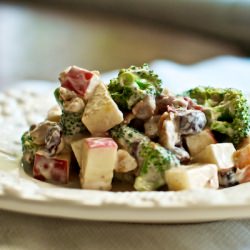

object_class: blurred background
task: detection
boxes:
[1,0,250,87]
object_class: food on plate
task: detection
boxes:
[185,129,217,156]
[82,83,123,134]
[233,144,250,169]
[192,143,236,170]
[21,64,250,192]
[54,86,86,136]
[33,150,71,184]
[238,135,250,149]
[46,105,62,122]
[165,163,218,191]
[237,166,250,184]
[59,66,100,99]
[71,138,84,167]
[218,167,238,187]
[79,137,117,190]
[21,131,41,165]
[108,64,162,111]
[115,149,138,173]
[184,87,250,146]
[111,125,179,191]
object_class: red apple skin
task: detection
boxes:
[33,153,69,184]
[85,137,118,149]
[60,66,94,97]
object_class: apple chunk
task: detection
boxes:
[59,65,100,100]
[82,83,123,134]
[80,137,118,190]
[185,129,216,156]
[165,163,218,191]
[33,150,71,184]
[193,143,236,170]
[233,144,250,169]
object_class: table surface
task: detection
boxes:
[1,210,250,250]
[1,2,250,250]
[0,2,244,87]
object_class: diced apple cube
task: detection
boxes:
[165,163,218,191]
[185,129,216,156]
[193,143,236,170]
[82,83,123,134]
[33,150,71,184]
[233,144,250,169]
[80,137,118,190]
[59,66,100,100]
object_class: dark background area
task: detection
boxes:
[1,0,249,87]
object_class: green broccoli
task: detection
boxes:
[184,86,250,145]
[108,64,162,110]
[21,131,40,165]
[134,141,180,191]
[54,87,63,108]
[110,125,180,191]
[60,110,86,136]
[110,124,149,153]
[54,87,86,136]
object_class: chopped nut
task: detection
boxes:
[47,105,62,122]
[132,95,156,120]
[144,115,160,138]
[159,112,180,150]
[63,97,85,113]
[115,149,138,173]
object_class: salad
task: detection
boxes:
[21,64,250,191]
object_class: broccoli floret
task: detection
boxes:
[110,125,180,191]
[21,131,40,165]
[134,141,179,191]
[108,64,162,110]
[184,86,250,145]
[54,87,86,136]
[60,110,86,136]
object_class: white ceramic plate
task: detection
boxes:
[1,56,250,223]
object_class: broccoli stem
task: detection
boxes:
[110,124,149,153]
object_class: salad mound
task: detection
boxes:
[21,65,250,191]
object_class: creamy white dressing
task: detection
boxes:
[63,97,85,113]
